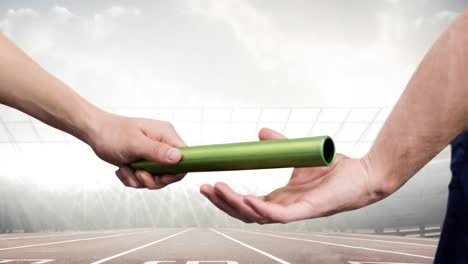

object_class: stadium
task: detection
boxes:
[0,1,465,263]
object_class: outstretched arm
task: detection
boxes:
[0,33,186,189]
[200,10,468,224]
[365,10,468,195]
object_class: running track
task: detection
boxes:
[0,228,437,263]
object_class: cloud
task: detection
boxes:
[188,0,283,71]
[1,4,281,107]
[98,6,141,17]
[51,6,73,18]
[7,8,38,16]
[0,2,464,109]
[0,6,189,107]
[434,10,459,24]
[187,0,430,106]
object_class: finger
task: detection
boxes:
[213,182,264,223]
[135,170,160,189]
[136,137,183,165]
[119,166,144,188]
[160,122,187,147]
[244,196,313,224]
[141,120,187,147]
[159,173,186,185]
[115,170,130,187]
[258,127,287,141]
[200,184,252,223]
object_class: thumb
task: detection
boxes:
[258,127,287,141]
[137,137,182,164]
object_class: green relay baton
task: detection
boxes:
[130,136,336,174]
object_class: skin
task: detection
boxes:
[0,33,185,190]
[201,10,468,224]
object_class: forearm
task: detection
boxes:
[0,34,185,188]
[0,33,105,144]
[364,11,468,195]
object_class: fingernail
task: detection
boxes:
[167,148,181,161]
[199,184,208,193]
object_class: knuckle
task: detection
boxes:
[153,142,166,152]
[152,143,167,160]
[161,121,173,129]
[128,136,141,149]
[166,121,175,130]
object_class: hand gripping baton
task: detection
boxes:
[131,136,336,174]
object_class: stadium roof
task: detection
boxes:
[0,105,452,231]
[0,106,393,158]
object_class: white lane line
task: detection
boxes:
[228,229,434,260]
[91,228,192,264]
[0,232,92,240]
[0,260,55,264]
[0,230,151,251]
[319,232,438,241]
[258,230,437,248]
[0,229,143,240]
[210,229,290,264]
[0,231,109,239]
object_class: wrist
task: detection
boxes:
[74,102,109,147]
[361,152,400,200]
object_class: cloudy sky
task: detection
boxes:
[0,0,464,108]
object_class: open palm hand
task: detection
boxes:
[201,128,386,224]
